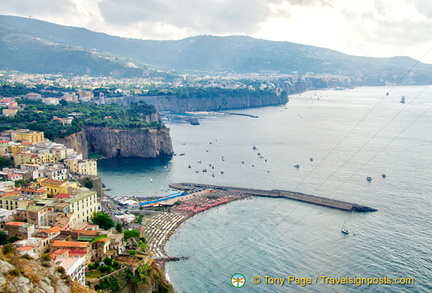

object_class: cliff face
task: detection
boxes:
[62,130,89,158]
[63,127,174,159]
[104,92,287,113]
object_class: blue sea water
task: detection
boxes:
[98,86,432,292]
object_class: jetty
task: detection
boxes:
[169,183,377,212]
[220,112,259,118]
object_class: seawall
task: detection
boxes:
[170,183,377,212]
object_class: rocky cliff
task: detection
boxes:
[63,127,174,159]
[0,252,96,293]
[105,92,287,112]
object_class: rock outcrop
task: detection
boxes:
[63,127,174,159]
[0,254,95,293]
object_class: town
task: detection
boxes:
[0,128,156,291]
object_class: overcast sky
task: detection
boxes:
[3,0,432,63]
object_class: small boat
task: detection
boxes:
[188,165,191,168]
[366,176,372,182]
[400,96,405,104]
[294,164,300,168]
[221,171,224,174]
[382,174,387,178]
[179,153,185,156]
[341,220,349,235]
[310,158,314,162]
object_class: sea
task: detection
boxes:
[98,86,432,293]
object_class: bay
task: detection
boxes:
[98,86,432,292]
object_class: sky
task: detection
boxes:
[2,0,432,64]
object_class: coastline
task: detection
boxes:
[141,188,251,269]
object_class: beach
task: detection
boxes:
[141,188,251,267]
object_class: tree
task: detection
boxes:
[103,257,113,266]
[91,212,114,230]
[123,229,140,240]
[84,178,93,189]
[59,99,68,106]
[115,222,123,233]
[0,231,7,245]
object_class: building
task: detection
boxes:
[65,159,97,176]
[37,178,78,196]
[25,93,42,100]
[14,237,43,258]
[51,241,91,263]
[34,226,62,253]
[4,221,35,240]
[11,130,45,143]
[55,257,86,285]
[2,108,18,117]
[68,189,99,224]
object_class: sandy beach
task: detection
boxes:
[141,189,251,267]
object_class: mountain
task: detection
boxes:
[1,15,431,84]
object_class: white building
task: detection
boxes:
[56,257,86,285]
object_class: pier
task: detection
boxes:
[169,183,377,212]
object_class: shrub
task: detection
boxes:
[88,262,99,270]
[98,265,113,273]
[2,244,15,255]
[129,250,136,256]
[7,267,20,277]
[41,253,51,262]
[103,257,113,266]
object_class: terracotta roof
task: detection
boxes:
[52,249,69,255]
[5,221,26,226]
[95,237,110,243]
[71,229,99,236]
[42,226,61,234]
[17,246,34,251]
[54,193,70,199]
[40,179,66,187]
[52,241,88,248]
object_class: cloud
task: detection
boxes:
[98,0,274,35]
[408,0,432,18]
[1,0,77,18]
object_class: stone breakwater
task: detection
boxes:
[170,183,378,212]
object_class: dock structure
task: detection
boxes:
[169,183,377,212]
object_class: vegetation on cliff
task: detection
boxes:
[91,259,174,293]
[0,99,163,140]
[0,244,96,293]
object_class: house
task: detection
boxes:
[2,108,18,117]
[91,235,111,261]
[4,221,35,240]
[34,226,62,253]
[37,178,78,196]
[51,241,92,263]
[65,159,97,176]
[14,237,43,258]
[55,257,86,285]
[11,130,45,143]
